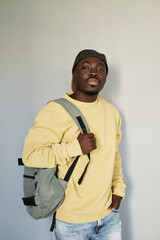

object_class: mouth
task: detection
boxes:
[87,77,100,86]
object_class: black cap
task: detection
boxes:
[72,49,108,74]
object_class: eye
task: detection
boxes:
[82,65,90,70]
[97,67,105,72]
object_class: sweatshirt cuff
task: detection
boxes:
[66,139,83,158]
[112,187,126,199]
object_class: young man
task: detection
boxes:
[23,49,126,240]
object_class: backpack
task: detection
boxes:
[18,98,90,231]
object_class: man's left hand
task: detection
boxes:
[108,194,122,210]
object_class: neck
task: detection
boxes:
[70,92,98,103]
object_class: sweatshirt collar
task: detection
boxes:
[63,93,99,107]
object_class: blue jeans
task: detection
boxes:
[53,209,121,240]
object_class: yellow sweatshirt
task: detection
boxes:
[22,93,126,223]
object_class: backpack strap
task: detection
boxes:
[54,98,89,134]
[54,98,91,184]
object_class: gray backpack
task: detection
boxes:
[19,98,90,231]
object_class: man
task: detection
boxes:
[23,49,126,240]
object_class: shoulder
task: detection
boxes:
[34,100,66,124]
[98,98,122,128]
[98,97,120,115]
[42,100,64,113]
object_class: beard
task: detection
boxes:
[84,85,100,95]
[76,82,103,96]
[85,90,99,95]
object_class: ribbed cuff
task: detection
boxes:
[112,187,126,199]
[66,139,83,158]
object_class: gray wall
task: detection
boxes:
[0,0,160,239]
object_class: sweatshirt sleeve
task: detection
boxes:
[22,104,82,168]
[112,112,126,198]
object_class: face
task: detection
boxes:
[72,57,107,96]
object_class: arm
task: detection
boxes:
[109,112,126,210]
[22,104,82,168]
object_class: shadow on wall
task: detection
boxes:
[100,68,133,240]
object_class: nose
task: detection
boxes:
[89,68,98,77]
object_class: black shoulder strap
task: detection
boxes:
[54,98,91,184]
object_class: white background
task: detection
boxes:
[0,0,160,239]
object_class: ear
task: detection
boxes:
[71,76,76,92]
[72,70,77,80]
